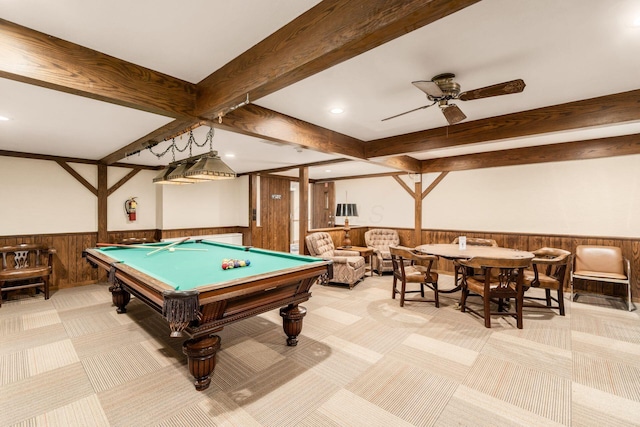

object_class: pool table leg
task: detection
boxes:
[279,304,307,346]
[182,335,221,391]
[108,283,131,314]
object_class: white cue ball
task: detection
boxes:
[169,248,175,252]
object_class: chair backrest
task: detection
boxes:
[389,246,414,281]
[575,245,625,276]
[460,256,530,291]
[451,237,498,247]
[390,245,437,276]
[365,229,400,250]
[305,232,335,257]
[0,243,52,270]
[531,247,572,286]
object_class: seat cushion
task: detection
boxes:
[523,270,561,290]
[0,266,50,281]
[465,277,516,296]
[573,270,627,280]
[404,265,438,283]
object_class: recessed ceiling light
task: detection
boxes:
[225,153,235,158]
[633,17,640,27]
[325,169,332,173]
[0,115,9,121]
[330,107,344,114]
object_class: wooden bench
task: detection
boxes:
[0,244,56,306]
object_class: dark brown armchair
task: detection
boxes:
[451,237,498,287]
[459,256,531,328]
[523,247,571,316]
[389,245,439,307]
[0,243,56,306]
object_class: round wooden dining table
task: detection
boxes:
[414,244,535,296]
[415,244,534,261]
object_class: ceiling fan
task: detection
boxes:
[382,73,526,125]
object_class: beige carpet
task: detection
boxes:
[1,275,640,426]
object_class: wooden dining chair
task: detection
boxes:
[390,246,439,307]
[450,237,498,287]
[459,256,531,328]
[522,247,572,316]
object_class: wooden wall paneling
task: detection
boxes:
[311,182,335,229]
[259,176,290,252]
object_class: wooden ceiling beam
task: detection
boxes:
[421,133,640,172]
[0,19,196,118]
[367,89,640,158]
[219,104,365,159]
[195,0,481,119]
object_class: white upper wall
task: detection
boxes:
[108,168,158,231]
[1,154,639,238]
[0,157,249,235]
[335,154,640,238]
[0,157,97,234]
[160,175,249,229]
[335,176,415,228]
[425,155,640,237]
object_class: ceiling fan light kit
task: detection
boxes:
[383,73,526,125]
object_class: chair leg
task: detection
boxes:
[392,277,397,300]
[516,291,524,329]
[460,287,468,312]
[434,282,439,308]
[484,294,492,328]
[44,276,50,300]
[400,279,407,307]
[545,289,552,307]
[557,288,565,316]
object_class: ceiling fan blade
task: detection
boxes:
[441,104,467,125]
[412,80,444,98]
[458,79,526,101]
[381,101,437,121]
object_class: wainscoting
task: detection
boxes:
[304,227,639,302]
[2,226,636,302]
[0,227,249,290]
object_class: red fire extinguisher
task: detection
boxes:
[124,197,137,221]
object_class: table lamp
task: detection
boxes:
[335,203,358,248]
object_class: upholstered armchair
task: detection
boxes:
[305,232,366,289]
[364,229,401,275]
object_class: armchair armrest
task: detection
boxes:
[334,249,359,257]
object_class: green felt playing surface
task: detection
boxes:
[95,240,323,290]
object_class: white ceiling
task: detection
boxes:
[1,0,640,179]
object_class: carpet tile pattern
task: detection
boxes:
[1,274,639,426]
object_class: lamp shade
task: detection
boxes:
[183,151,236,180]
[335,203,358,217]
[166,162,205,183]
[153,166,192,185]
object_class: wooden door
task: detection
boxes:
[259,176,291,252]
[311,182,335,229]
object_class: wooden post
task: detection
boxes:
[415,178,422,246]
[299,167,309,254]
[97,164,108,244]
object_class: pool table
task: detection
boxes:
[84,239,332,390]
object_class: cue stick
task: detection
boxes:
[95,243,207,251]
[146,237,190,256]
